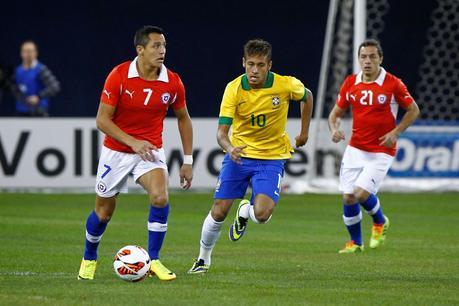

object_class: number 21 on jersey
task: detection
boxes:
[360,90,373,105]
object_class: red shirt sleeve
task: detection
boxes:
[170,74,186,110]
[100,68,122,106]
[336,76,352,109]
[393,78,414,109]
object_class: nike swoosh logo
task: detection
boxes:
[231,224,244,237]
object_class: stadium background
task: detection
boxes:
[1,0,458,191]
[0,0,434,118]
[1,1,458,304]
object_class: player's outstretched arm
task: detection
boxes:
[379,101,420,148]
[217,124,246,164]
[174,106,193,189]
[328,104,346,143]
[295,88,313,148]
[96,102,157,161]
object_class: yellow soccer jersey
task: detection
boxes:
[219,71,307,159]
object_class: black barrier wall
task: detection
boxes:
[0,0,433,117]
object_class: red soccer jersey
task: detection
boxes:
[336,68,414,156]
[100,57,186,153]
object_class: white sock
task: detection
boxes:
[198,212,223,265]
[239,202,250,219]
[249,205,272,224]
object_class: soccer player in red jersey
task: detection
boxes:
[328,39,419,253]
[78,26,193,280]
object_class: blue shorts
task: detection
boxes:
[214,154,286,204]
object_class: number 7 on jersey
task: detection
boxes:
[143,88,153,105]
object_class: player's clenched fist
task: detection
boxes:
[295,134,309,148]
[331,129,345,143]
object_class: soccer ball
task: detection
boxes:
[113,245,151,282]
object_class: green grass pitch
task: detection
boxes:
[0,192,458,305]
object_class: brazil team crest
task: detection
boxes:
[161,92,171,104]
[272,96,281,108]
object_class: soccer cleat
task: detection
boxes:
[148,259,176,281]
[78,258,97,280]
[338,241,364,254]
[187,259,210,274]
[229,199,250,241]
[369,215,390,249]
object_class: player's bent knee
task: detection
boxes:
[211,199,232,221]
[251,207,273,224]
[149,193,169,206]
[94,208,113,222]
[95,196,116,222]
[210,205,229,222]
[210,210,227,222]
[253,213,272,224]
[355,195,368,203]
[343,194,357,204]
[354,189,370,203]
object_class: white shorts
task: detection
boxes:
[95,146,168,197]
[339,145,394,194]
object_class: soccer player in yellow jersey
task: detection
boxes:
[189,39,313,274]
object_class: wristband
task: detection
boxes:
[183,155,193,165]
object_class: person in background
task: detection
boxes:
[14,40,60,116]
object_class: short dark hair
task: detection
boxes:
[358,39,383,57]
[244,39,272,61]
[21,40,38,51]
[134,26,164,48]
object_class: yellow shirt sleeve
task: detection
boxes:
[289,77,307,101]
[219,82,238,122]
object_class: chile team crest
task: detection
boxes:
[377,94,387,104]
[161,92,171,104]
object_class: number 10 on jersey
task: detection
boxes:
[251,113,266,127]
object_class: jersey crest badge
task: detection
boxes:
[272,96,281,108]
[161,92,171,104]
[97,181,107,193]
[377,94,387,104]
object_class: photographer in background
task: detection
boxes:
[14,40,60,116]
